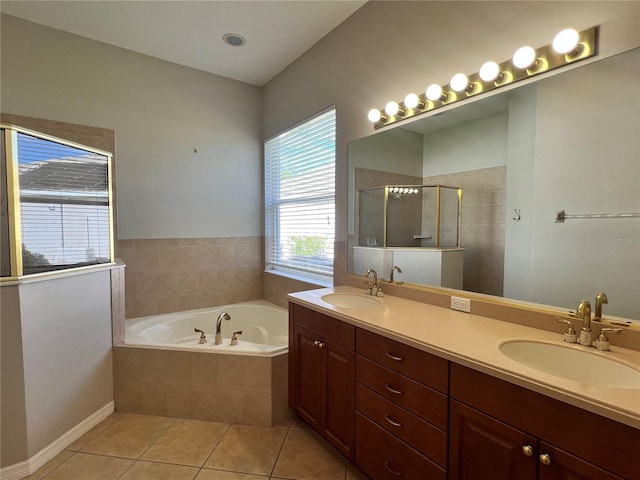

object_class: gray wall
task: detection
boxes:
[262,0,640,288]
[0,285,28,467]
[1,269,113,466]
[1,14,262,240]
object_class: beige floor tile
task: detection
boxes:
[42,452,132,480]
[141,419,229,466]
[23,450,74,479]
[119,460,199,480]
[67,412,126,451]
[81,413,174,459]
[196,469,269,479]
[272,429,347,480]
[204,424,286,475]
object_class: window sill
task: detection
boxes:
[1,259,125,286]
[264,269,333,289]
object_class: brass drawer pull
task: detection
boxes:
[522,445,534,457]
[386,352,404,361]
[384,461,402,476]
[313,340,325,348]
[385,383,403,395]
[539,453,552,466]
[385,415,403,428]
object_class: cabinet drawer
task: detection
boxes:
[289,303,355,349]
[357,328,449,393]
[356,412,446,480]
[356,383,447,467]
[357,355,448,430]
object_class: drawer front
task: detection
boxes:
[357,328,449,393]
[357,355,448,430]
[290,303,355,349]
[356,383,447,467]
[356,412,446,480]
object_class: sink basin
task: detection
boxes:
[499,340,640,390]
[321,293,382,309]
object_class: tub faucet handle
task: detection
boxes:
[194,328,207,344]
[231,330,243,346]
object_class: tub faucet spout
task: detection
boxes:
[215,312,231,345]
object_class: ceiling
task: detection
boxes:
[0,0,367,86]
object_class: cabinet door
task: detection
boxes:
[293,326,324,430]
[324,340,355,459]
[537,442,625,480]
[449,400,537,480]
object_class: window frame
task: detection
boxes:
[1,124,115,279]
[264,106,336,285]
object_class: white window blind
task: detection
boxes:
[265,107,336,282]
[16,132,112,274]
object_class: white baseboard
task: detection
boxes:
[1,402,115,480]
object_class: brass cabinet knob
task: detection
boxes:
[522,445,534,457]
[539,453,552,466]
[313,340,321,347]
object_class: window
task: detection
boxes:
[265,107,336,283]
[1,125,114,276]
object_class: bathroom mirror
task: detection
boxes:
[347,48,640,322]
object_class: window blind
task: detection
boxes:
[265,107,336,281]
[16,132,112,273]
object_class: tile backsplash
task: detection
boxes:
[116,237,263,318]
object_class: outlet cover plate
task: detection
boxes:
[451,296,471,313]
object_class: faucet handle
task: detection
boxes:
[231,330,243,346]
[555,317,577,343]
[594,327,622,351]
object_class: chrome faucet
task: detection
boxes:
[365,269,381,296]
[594,292,608,321]
[215,312,231,345]
[390,265,403,283]
[576,300,592,346]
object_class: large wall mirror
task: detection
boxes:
[348,48,639,323]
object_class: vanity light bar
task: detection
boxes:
[368,26,597,129]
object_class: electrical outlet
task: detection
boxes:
[451,296,471,313]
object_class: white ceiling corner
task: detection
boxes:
[0,0,367,86]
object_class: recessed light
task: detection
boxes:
[223,33,246,47]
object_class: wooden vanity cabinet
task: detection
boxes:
[449,364,638,480]
[355,329,449,480]
[288,303,355,460]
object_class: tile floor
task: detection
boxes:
[25,412,369,480]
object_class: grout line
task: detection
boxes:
[199,421,232,468]
[269,425,291,478]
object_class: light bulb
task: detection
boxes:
[385,101,400,116]
[513,46,536,69]
[479,61,500,81]
[368,109,381,123]
[553,28,579,54]
[450,73,469,92]
[426,84,443,101]
[404,93,420,109]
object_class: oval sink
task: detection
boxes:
[321,293,382,308]
[499,340,640,390]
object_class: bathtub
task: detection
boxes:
[124,300,289,356]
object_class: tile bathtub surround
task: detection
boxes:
[27,412,369,480]
[113,346,290,427]
[116,237,264,319]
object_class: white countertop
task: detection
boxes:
[288,286,640,429]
